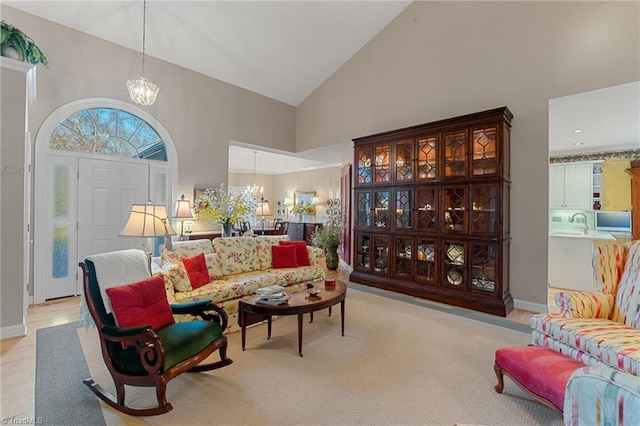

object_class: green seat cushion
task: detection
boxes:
[110,321,223,375]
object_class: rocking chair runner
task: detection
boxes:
[79,249,232,416]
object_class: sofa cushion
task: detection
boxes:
[182,253,210,289]
[213,237,260,275]
[255,235,291,270]
[613,240,640,327]
[173,272,280,304]
[106,275,175,330]
[531,314,640,376]
[161,239,214,265]
[204,253,223,279]
[279,240,311,266]
[165,264,192,292]
[272,245,298,268]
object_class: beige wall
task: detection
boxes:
[1,62,28,334]
[296,2,640,307]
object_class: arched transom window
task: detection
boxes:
[49,107,167,161]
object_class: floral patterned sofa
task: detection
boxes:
[159,235,325,332]
[531,240,640,375]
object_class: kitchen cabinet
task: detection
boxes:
[549,162,591,209]
[350,107,513,317]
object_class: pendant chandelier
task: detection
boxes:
[126,0,159,105]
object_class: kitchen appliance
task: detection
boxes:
[595,211,632,233]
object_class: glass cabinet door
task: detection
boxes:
[394,188,412,230]
[392,235,413,278]
[374,143,391,184]
[443,240,466,290]
[416,135,438,181]
[443,129,468,178]
[416,237,437,284]
[356,145,373,185]
[442,185,467,233]
[355,233,372,271]
[470,242,498,295]
[355,190,372,228]
[416,186,438,233]
[395,139,414,182]
[471,126,498,177]
[470,184,500,235]
[372,235,390,274]
[374,189,390,229]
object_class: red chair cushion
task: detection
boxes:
[271,244,298,268]
[182,253,210,289]
[279,240,311,266]
[495,346,583,412]
[106,275,175,330]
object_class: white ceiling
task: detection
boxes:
[549,81,640,156]
[5,0,410,173]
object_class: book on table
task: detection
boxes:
[256,293,291,305]
[255,285,285,297]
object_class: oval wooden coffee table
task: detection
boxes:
[239,280,347,357]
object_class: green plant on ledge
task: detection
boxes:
[1,21,49,67]
[312,215,343,249]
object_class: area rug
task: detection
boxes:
[37,284,562,425]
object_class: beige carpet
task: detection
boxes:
[78,286,562,425]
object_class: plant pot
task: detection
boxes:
[325,246,339,270]
[222,220,233,238]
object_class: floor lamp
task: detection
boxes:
[120,202,177,270]
[173,194,194,240]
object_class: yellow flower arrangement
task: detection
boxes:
[194,184,254,226]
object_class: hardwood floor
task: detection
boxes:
[0,261,555,420]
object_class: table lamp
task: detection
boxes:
[172,194,194,240]
[120,202,177,253]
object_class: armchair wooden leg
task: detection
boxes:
[83,378,172,416]
[494,362,505,393]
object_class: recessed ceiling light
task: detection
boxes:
[572,129,583,133]
[572,142,584,146]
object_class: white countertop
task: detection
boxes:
[548,230,616,240]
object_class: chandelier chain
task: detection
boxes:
[141,0,147,76]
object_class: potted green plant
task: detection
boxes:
[1,21,49,67]
[311,215,343,270]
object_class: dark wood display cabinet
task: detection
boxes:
[350,107,513,316]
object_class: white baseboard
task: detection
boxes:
[0,322,27,339]
[514,298,548,314]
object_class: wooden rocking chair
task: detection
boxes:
[79,249,232,416]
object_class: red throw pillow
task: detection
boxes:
[105,275,175,330]
[271,244,298,268]
[182,253,210,289]
[279,240,311,266]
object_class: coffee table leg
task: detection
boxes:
[298,313,304,357]
[267,316,272,340]
[328,306,332,317]
[340,300,345,336]
[309,312,314,323]
[240,306,246,351]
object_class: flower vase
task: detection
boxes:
[325,246,339,270]
[222,220,233,238]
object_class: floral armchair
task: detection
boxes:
[531,240,640,375]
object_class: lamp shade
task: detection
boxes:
[256,201,272,217]
[120,203,176,237]
[173,195,194,219]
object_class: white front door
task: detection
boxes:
[77,158,149,263]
